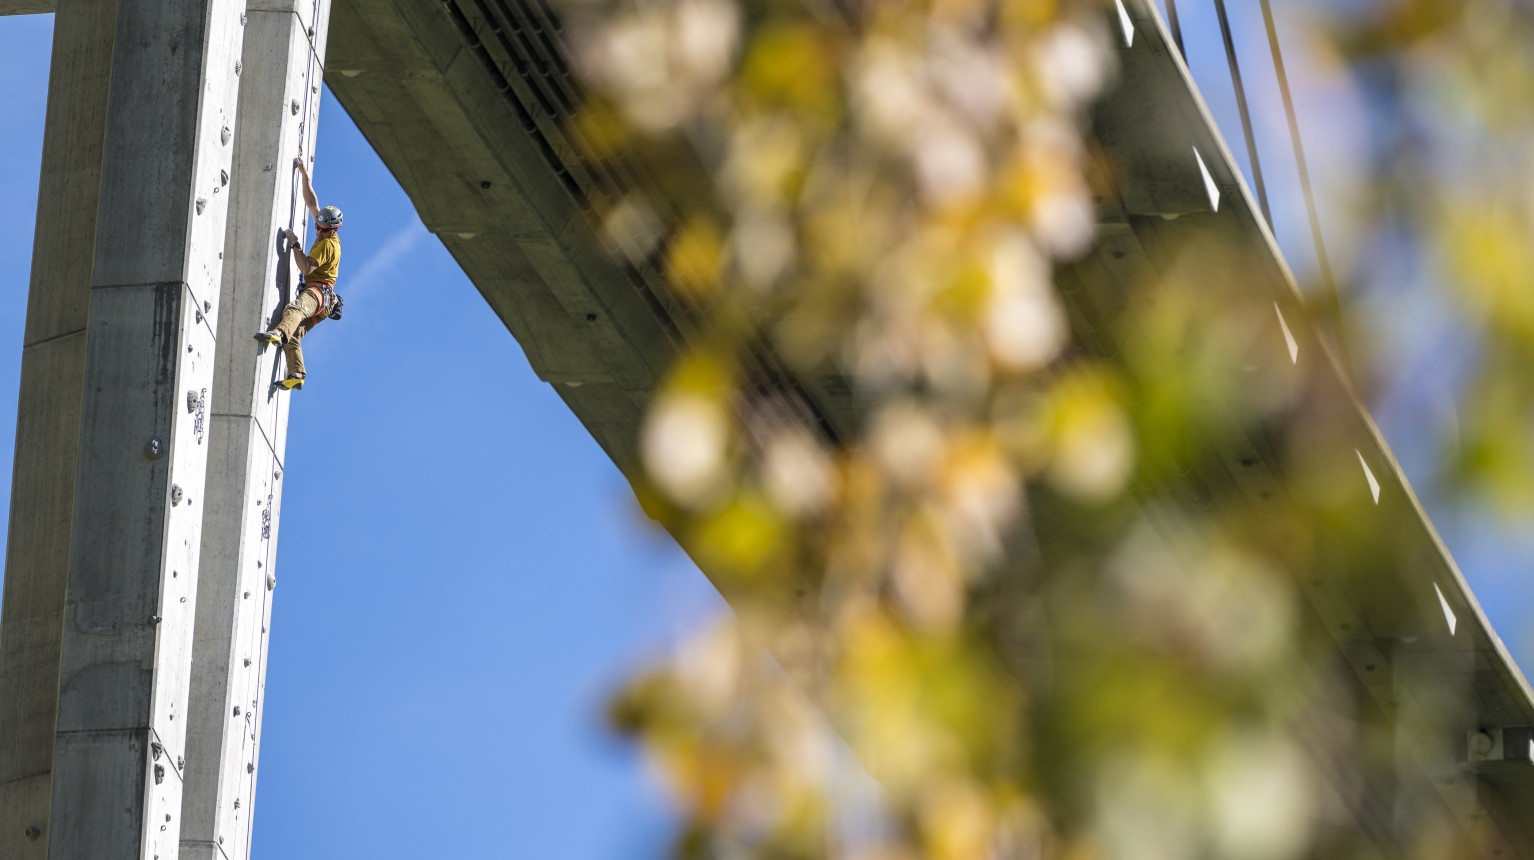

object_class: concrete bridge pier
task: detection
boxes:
[0,0,248,857]
[180,3,330,859]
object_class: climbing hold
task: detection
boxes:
[146,438,164,459]
[220,125,231,146]
[234,61,242,76]
[149,615,162,624]
[154,765,165,785]
[243,591,250,599]
[267,575,276,591]
[290,99,300,115]
[220,169,228,187]
[195,198,207,215]
[233,706,241,716]
[151,741,163,760]
[171,485,184,506]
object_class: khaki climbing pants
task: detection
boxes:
[271,289,322,379]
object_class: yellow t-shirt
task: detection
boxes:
[308,234,341,284]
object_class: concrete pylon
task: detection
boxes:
[180,3,330,859]
[0,0,247,857]
[0,1,116,854]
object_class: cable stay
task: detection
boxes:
[1258,0,1354,379]
[1166,0,1185,56]
[1211,0,1272,229]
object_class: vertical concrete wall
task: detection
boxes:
[53,0,248,851]
[0,1,116,856]
[180,3,330,858]
[0,0,247,857]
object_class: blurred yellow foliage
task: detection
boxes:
[552,0,1534,854]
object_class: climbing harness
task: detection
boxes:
[299,281,342,326]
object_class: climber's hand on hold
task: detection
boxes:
[293,156,308,174]
[281,227,299,247]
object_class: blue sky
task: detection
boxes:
[1,3,1532,857]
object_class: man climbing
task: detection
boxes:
[256,156,343,390]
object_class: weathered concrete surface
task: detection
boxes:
[180,3,329,858]
[0,0,52,14]
[0,2,114,856]
[0,0,246,857]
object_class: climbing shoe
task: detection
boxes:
[276,376,304,391]
[255,330,282,346]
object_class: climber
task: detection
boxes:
[255,156,344,390]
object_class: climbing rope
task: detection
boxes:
[1211,0,1272,229]
[287,0,323,239]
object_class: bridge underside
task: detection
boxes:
[1,0,1532,855]
[319,0,1534,853]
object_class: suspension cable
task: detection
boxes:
[1166,0,1185,56]
[1211,0,1272,228]
[1258,0,1351,374]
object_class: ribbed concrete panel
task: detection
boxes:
[182,3,327,859]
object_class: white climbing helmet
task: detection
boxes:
[317,206,343,229]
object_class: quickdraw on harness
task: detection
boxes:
[300,280,344,326]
